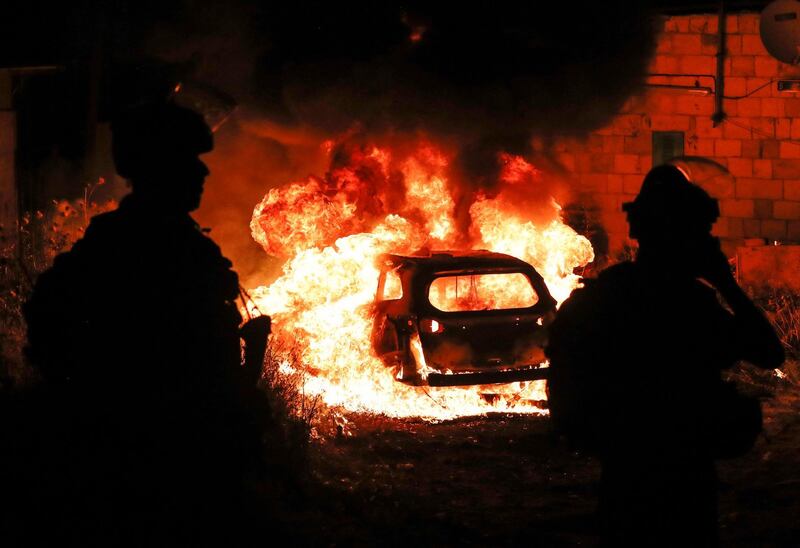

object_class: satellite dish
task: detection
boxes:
[761,0,800,64]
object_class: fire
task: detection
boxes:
[248,142,593,421]
[470,197,593,304]
[250,179,358,256]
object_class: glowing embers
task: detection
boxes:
[248,142,594,420]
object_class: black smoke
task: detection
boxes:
[2,1,661,178]
[250,2,659,180]
[128,0,662,274]
[0,1,662,277]
[134,1,660,180]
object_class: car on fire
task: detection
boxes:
[370,250,557,387]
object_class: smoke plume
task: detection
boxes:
[135,0,659,273]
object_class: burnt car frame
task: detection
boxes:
[370,250,557,387]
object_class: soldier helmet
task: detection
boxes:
[622,164,720,240]
[111,102,213,180]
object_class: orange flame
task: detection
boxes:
[249,143,593,420]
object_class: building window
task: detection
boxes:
[652,131,684,166]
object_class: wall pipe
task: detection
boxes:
[712,0,727,126]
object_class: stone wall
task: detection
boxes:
[553,13,800,257]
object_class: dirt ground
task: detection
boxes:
[283,366,800,547]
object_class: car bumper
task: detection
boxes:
[425,365,549,387]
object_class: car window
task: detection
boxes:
[379,269,403,300]
[428,273,538,312]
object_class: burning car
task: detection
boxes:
[370,250,557,387]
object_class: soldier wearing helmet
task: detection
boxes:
[622,164,722,278]
[546,164,783,546]
[111,101,214,213]
[20,101,268,544]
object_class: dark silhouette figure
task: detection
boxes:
[546,165,784,547]
[14,102,270,545]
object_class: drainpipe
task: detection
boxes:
[712,0,727,126]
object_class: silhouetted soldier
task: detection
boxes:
[19,102,270,545]
[546,165,784,547]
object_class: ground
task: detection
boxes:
[280,365,800,546]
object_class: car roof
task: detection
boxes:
[377,250,534,272]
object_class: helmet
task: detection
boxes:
[111,102,213,180]
[622,164,719,240]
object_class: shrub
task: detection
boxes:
[0,188,116,388]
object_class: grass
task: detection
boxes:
[765,294,800,361]
[749,289,800,361]
[260,342,323,467]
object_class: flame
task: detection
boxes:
[250,179,357,256]
[470,196,594,304]
[248,143,593,420]
[402,151,455,243]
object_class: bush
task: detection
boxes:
[261,342,322,462]
[750,289,800,361]
[0,191,117,389]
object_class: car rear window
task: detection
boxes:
[428,273,539,312]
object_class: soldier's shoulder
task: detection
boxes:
[79,208,131,244]
[554,263,637,321]
[595,261,638,283]
[570,262,637,297]
[90,208,122,224]
[589,261,642,295]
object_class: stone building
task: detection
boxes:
[553,12,800,261]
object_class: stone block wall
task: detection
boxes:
[552,13,800,257]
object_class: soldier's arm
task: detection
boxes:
[715,277,785,369]
[699,246,784,369]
